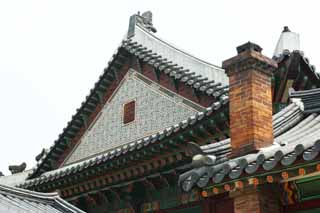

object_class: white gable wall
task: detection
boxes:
[64,69,203,165]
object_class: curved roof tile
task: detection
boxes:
[179,90,320,191]
[0,184,84,213]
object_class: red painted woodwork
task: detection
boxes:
[141,63,214,107]
[284,198,320,212]
[123,101,135,124]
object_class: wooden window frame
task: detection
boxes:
[123,100,136,125]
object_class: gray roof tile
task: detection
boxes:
[0,184,84,213]
[179,89,320,191]
[290,88,320,113]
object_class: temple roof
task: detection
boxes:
[28,11,229,179]
[8,14,318,199]
[179,87,320,191]
[0,184,84,212]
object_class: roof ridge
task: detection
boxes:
[135,25,223,70]
[0,184,59,199]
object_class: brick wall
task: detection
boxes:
[232,186,281,213]
[223,42,277,156]
[228,68,273,154]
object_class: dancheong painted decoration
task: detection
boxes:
[1,11,320,213]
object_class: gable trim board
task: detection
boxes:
[274,51,320,105]
[62,69,204,166]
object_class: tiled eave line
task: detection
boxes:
[180,138,320,192]
[19,100,229,190]
[122,40,229,97]
[179,101,320,192]
[200,159,320,198]
[30,30,229,178]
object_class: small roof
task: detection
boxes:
[0,184,84,213]
[0,170,32,187]
[179,88,320,191]
[273,26,300,58]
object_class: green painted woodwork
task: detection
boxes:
[203,162,320,194]
[169,206,202,213]
[292,208,320,213]
[95,91,104,104]
[154,68,161,82]
[174,79,179,92]
[295,174,320,201]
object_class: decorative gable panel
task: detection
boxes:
[64,69,203,165]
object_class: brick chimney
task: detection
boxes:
[222,42,278,156]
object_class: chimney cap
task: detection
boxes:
[236,42,262,54]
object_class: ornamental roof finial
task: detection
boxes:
[136,11,157,33]
[273,26,300,58]
[127,11,157,38]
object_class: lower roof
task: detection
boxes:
[0,184,84,213]
[0,170,32,187]
[179,88,320,191]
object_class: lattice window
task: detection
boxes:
[123,100,135,124]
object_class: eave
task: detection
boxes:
[179,88,320,198]
[19,102,230,198]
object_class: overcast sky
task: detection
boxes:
[0,0,319,175]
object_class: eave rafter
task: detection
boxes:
[33,149,189,199]
[25,104,230,195]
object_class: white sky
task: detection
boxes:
[0,0,319,175]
